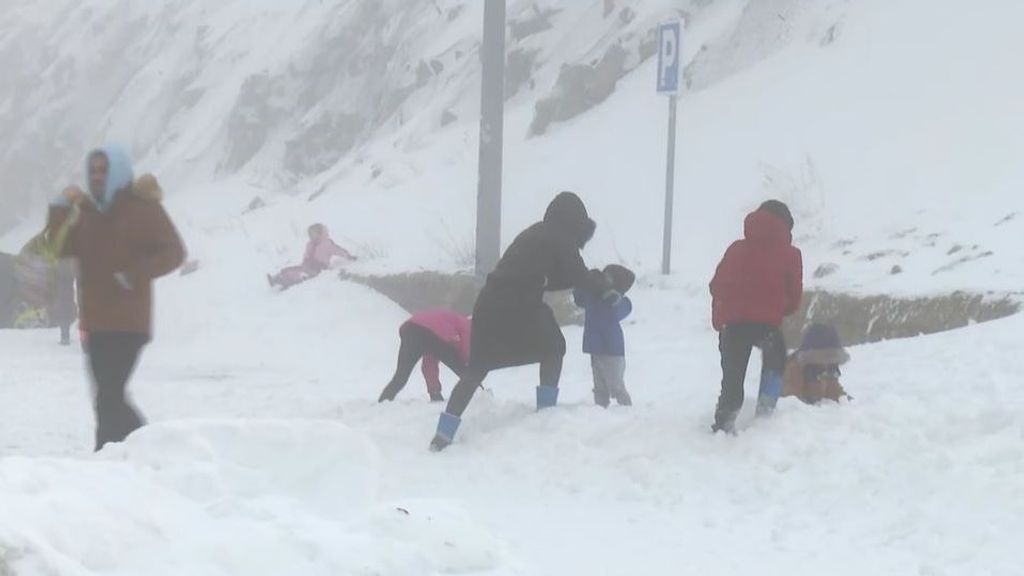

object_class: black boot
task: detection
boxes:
[711,410,738,435]
[615,391,633,407]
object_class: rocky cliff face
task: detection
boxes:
[0,0,839,234]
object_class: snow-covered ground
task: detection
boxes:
[2,0,1023,574]
[2,279,1023,575]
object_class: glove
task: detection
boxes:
[602,289,623,307]
[61,186,85,205]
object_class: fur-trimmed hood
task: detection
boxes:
[132,174,163,202]
[51,173,163,209]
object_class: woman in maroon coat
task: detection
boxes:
[709,200,803,434]
[49,147,186,451]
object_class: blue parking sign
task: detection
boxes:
[657,21,682,94]
[656,20,683,274]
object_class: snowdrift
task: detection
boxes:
[0,420,512,576]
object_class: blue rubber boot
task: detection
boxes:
[429,412,461,452]
[756,372,783,417]
[536,385,559,411]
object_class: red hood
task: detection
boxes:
[744,210,792,245]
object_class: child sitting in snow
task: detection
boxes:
[574,264,636,407]
[268,224,356,290]
[783,323,850,404]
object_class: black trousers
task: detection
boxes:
[714,323,787,428]
[379,323,467,402]
[87,332,148,451]
[444,354,563,418]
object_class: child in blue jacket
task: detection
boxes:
[574,264,636,407]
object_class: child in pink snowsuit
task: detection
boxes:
[268,224,355,290]
[379,310,471,403]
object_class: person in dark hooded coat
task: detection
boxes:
[52,259,78,345]
[0,252,16,327]
[430,192,618,451]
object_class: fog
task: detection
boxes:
[0,0,670,237]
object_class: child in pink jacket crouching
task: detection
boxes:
[379,309,471,403]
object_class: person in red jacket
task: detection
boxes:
[709,200,803,434]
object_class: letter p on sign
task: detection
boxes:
[657,21,681,95]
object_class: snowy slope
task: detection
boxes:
[2,0,1024,575]
[0,0,673,229]
[5,0,1020,294]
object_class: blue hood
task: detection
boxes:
[50,144,135,210]
[87,144,135,212]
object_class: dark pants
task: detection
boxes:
[444,354,563,417]
[379,323,466,402]
[714,323,787,430]
[87,332,148,451]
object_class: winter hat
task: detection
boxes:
[758,200,794,231]
[308,223,328,238]
[797,323,850,366]
[604,264,636,294]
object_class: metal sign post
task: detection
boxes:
[657,21,682,275]
[475,0,506,278]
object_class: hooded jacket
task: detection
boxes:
[574,289,632,356]
[407,310,472,391]
[483,192,597,305]
[710,208,803,331]
[782,323,850,403]
[302,227,355,274]
[469,192,608,370]
[47,146,186,336]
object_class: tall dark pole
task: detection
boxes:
[475,0,506,278]
[662,94,677,275]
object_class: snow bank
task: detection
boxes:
[346,311,1024,576]
[0,420,512,576]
